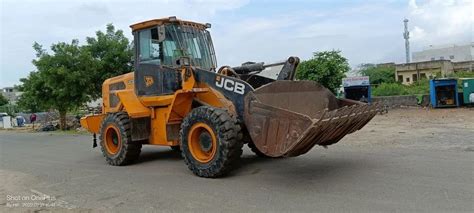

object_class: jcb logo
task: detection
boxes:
[144,76,154,87]
[215,76,245,95]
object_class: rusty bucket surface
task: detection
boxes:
[244,81,380,157]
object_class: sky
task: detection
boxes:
[0,0,472,87]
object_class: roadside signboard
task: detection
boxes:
[342,76,370,87]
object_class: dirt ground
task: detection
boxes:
[0,107,473,212]
[342,107,474,151]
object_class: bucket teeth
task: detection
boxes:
[285,103,380,156]
[243,80,382,158]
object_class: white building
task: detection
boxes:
[1,87,22,104]
[412,43,473,62]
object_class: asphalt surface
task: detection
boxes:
[0,108,473,212]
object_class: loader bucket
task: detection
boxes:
[243,81,380,157]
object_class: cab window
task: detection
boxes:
[139,28,161,64]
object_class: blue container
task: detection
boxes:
[344,85,372,103]
[430,79,459,108]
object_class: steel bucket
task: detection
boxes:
[243,81,380,157]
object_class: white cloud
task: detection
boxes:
[407,0,472,47]
[411,26,426,40]
[408,0,419,11]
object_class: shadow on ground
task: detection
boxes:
[137,147,183,163]
[108,144,377,186]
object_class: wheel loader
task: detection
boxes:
[80,17,380,178]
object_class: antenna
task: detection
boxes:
[403,19,410,63]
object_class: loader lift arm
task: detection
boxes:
[218,56,299,89]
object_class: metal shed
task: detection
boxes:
[429,79,459,108]
[342,76,371,103]
[461,78,474,105]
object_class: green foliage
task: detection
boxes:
[0,104,19,116]
[358,64,396,84]
[447,71,474,91]
[17,24,132,129]
[84,24,133,99]
[372,79,430,96]
[296,50,350,93]
[449,71,474,78]
[17,71,47,113]
[372,83,408,96]
[0,94,8,106]
[406,79,430,95]
[19,40,96,129]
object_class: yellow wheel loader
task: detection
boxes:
[81,17,380,178]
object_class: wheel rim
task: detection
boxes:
[105,125,121,155]
[188,122,217,163]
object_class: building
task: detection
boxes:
[394,60,473,85]
[453,60,474,72]
[395,60,452,85]
[1,87,22,104]
[412,43,473,63]
[376,62,396,68]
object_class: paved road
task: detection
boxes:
[0,109,473,212]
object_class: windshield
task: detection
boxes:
[138,24,217,70]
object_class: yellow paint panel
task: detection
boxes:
[103,72,134,113]
[80,114,105,134]
[140,95,175,107]
[149,108,179,146]
[168,92,194,122]
[116,90,151,118]
[194,83,236,115]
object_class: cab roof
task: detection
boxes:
[130,17,209,32]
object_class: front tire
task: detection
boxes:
[180,106,243,178]
[99,112,142,166]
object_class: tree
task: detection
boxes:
[18,24,131,130]
[19,40,96,130]
[0,94,8,106]
[358,64,396,85]
[296,50,350,93]
[17,71,46,113]
[84,24,133,99]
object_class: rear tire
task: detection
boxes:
[99,112,142,166]
[180,106,243,178]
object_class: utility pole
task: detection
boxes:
[403,19,410,63]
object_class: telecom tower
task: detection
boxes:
[403,19,410,63]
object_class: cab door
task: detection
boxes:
[134,26,181,97]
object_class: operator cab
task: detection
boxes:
[130,17,216,97]
[131,16,217,71]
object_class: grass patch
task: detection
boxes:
[371,71,473,97]
[372,83,408,96]
[372,79,430,97]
